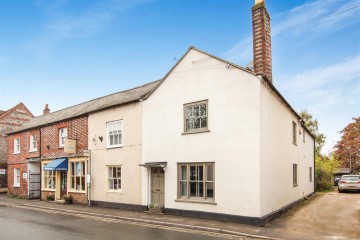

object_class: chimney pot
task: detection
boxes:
[43,104,50,115]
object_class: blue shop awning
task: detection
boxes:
[44,158,68,171]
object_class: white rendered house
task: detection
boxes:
[140,46,314,226]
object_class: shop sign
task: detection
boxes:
[64,139,76,154]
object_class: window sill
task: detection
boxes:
[13,185,20,188]
[107,190,122,193]
[181,129,210,135]
[293,184,298,187]
[175,198,217,205]
[29,149,38,153]
[68,190,86,194]
[13,152,20,155]
[42,189,55,192]
[107,145,123,149]
[58,146,64,149]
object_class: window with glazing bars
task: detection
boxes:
[184,100,208,132]
[107,120,122,147]
[179,163,214,200]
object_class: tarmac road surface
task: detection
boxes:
[0,204,250,240]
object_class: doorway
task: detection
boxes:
[151,167,164,207]
[60,171,67,198]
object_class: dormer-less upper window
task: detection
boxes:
[292,121,297,145]
[59,128,67,147]
[14,138,20,154]
[30,134,37,152]
[184,100,208,134]
[107,120,123,148]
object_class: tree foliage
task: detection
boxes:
[299,110,326,155]
[333,117,360,173]
[315,154,340,191]
[299,110,341,191]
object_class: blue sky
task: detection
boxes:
[0,0,359,154]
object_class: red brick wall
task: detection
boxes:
[7,163,28,197]
[7,129,40,196]
[41,191,87,204]
[41,116,88,159]
[0,103,33,164]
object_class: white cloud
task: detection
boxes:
[44,0,152,39]
[224,0,360,63]
[280,55,360,93]
[27,0,152,58]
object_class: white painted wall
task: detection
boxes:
[259,83,315,216]
[88,103,143,205]
[142,49,262,217]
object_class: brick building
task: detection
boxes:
[0,103,33,187]
[8,105,89,203]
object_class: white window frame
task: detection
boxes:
[184,100,208,134]
[42,169,56,190]
[29,134,37,152]
[14,138,20,154]
[59,128,67,147]
[293,164,298,187]
[106,120,123,148]
[108,166,122,191]
[13,168,20,187]
[178,162,215,202]
[69,161,86,192]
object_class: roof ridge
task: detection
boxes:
[190,46,256,75]
[0,102,33,119]
[33,79,162,119]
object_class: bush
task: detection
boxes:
[46,194,55,201]
[316,180,333,192]
[63,194,72,204]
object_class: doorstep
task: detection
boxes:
[48,199,65,204]
[146,208,164,214]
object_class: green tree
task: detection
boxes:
[299,110,341,191]
[333,117,360,173]
[315,154,340,191]
[299,110,326,155]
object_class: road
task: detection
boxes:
[0,204,247,240]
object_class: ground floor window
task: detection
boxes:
[293,164,298,187]
[70,161,86,191]
[178,163,214,201]
[108,166,121,190]
[43,170,56,190]
[13,168,20,187]
[309,167,313,182]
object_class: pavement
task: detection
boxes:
[1,190,359,240]
[0,194,279,240]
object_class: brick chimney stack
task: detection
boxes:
[43,104,50,115]
[252,0,272,82]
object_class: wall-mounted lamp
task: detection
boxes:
[99,136,103,142]
[92,136,97,145]
[46,145,50,149]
